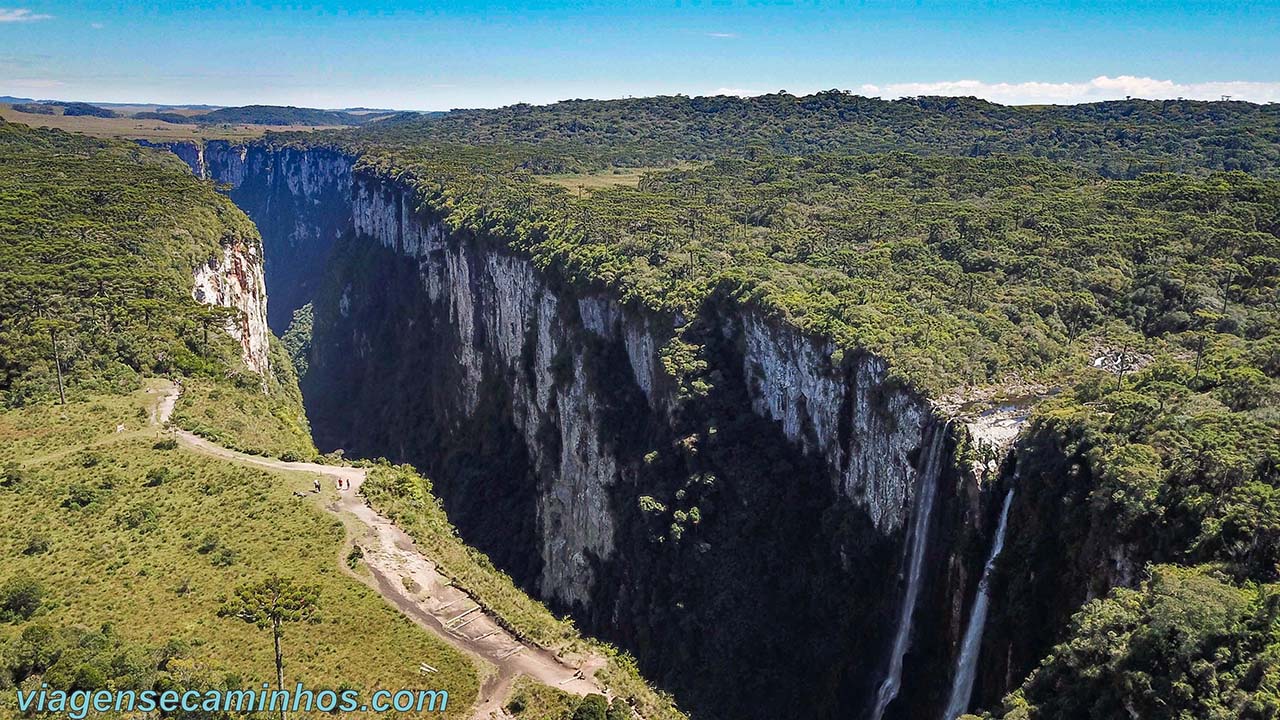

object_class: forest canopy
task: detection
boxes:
[361,92,1280,178]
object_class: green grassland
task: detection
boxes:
[0,387,479,717]
[540,167,681,194]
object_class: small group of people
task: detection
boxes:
[312,477,353,493]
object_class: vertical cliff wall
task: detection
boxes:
[190,232,271,379]
[167,141,1011,720]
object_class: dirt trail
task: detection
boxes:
[150,383,608,719]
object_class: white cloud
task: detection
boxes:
[0,8,53,23]
[705,32,737,39]
[711,87,763,97]
[90,22,103,29]
[858,75,1280,105]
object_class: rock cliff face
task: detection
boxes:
[165,140,1016,720]
[190,233,271,379]
[739,315,935,532]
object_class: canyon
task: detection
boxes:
[155,139,1119,720]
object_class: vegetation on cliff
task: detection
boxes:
[330,142,1279,403]
[1038,349,1278,583]
[173,338,315,459]
[1000,565,1280,720]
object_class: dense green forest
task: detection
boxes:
[364,92,1280,177]
[304,141,1278,402]
[990,327,1280,718]
[0,120,248,404]
[1001,566,1280,719]
[9,103,55,116]
[59,102,120,119]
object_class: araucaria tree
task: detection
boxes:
[219,575,320,720]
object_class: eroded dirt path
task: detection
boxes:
[151,382,608,719]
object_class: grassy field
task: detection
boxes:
[0,387,479,718]
[539,168,663,193]
[0,104,347,141]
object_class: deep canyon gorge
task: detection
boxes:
[154,139,1147,720]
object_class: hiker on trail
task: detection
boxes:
[314,478,321,493]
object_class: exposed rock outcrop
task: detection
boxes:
[191,234,271,379]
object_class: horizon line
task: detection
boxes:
[4,87,1279,116]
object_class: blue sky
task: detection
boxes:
[2,1,1279,109]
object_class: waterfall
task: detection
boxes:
[870,422,948,720]
[941,487,1016,720]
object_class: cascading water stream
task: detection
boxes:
[870,422,948,720]
[941,487,1016,720]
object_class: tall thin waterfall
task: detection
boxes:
[941,488,1016,720]
[870,422,948,720]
